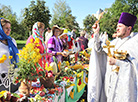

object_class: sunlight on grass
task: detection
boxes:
[16,40,27,44]
[16,40,27,49]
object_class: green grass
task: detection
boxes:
[16,40,27,44]
[16,40,27,49]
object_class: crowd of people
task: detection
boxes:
[0,18,89,92]
[0,12,138,102]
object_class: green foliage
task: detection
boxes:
[0,4,28,40]
[100,0,138,39]
[0,9,3,16]
[83,14,97,34]
[23,0,51,31]
[51,0,79,31]
[16,40,27,49]
[14,41,44,82]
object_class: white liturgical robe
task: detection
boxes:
[88,32,138,102]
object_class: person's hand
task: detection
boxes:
[108,57,116,65]
[61,52,68,57]
[42,53,52,57]
[92,23,100,34]
[112,33,117,38]
[42,53,47,57]
[47,53,52,57]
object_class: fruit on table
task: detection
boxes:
[39,91,45,97]
[50,62,57,74]
[70,64,84,70]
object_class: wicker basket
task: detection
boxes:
[19,81,32,97]
[40,76,55,88]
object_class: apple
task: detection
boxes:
[39,91,45,97]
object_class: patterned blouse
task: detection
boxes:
[47,36,63,62]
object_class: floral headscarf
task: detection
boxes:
[32,22,46,50]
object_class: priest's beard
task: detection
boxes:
[117,29,127,39]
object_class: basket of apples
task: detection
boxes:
[40,70,55,88]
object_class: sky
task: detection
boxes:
[0,0,115,28]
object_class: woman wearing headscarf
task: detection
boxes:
[26,22,49,68]
[0,18,19,92]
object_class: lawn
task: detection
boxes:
[16,40,27,49]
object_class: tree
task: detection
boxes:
[100,0,138,39]
[0,9,3,16]
[0,4,22,39]
[23,0,51,31]
[83,14,97,34]
[51,0,79,31]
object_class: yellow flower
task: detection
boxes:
[34,38,40,44]
[16,40,44,81]
[77,74,80,78]
[2,54,7,61]
[0,58,5,63]
[30,38,34,43]
[73,71,77,74]
[70,84,75,86]
[48,66,53,71]
[38,54,42,59]
[32,52,36,57]
[67,79,70,83]
[36,44,40,47]
[0,90,7,95]
[44,63,53,71]
[81,99,85,102]
[45,63,48,70]
[65,61,69,66]
[9,56,13,59]
[24,55,28,60]
[22,47,25,51]
[36,49,40,53]
[16,53,19,56]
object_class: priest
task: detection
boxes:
[88,12,138,102]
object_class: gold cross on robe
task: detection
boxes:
[103,40,115,57]
[103,40,119,72]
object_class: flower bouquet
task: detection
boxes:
[13,38,54,95]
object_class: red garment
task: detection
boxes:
[75,52,78,62]
[91,34,94,38]
[78,36,88,51]
[66,36,74,49]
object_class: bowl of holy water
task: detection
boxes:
[113,50,127,60]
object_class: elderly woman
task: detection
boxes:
[26,22,48,67]
[0,18,19,92]
[47,25,67,63]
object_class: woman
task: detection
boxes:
[59,29,69,50]
[78,30,88,51]
[47,25,67,63]
[66,31,74,52]
[0,18,19,92]
[26,22,48,68]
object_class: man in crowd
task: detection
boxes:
[88,12,138,102]
[71,28,76,39]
